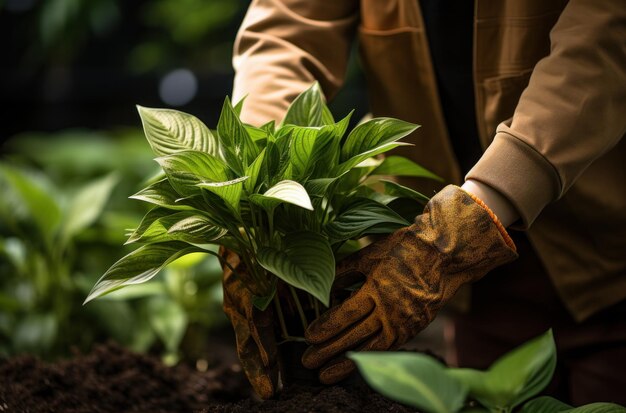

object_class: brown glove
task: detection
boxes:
[221,248,279,399]
[302,185,518,384]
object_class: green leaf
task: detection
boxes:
[287,125,335,179]
[381,179,431,204]
[521,397,626,413]
[244,149,266,193]
[84,242,202,303]
[0,164,61,242]
[147,296,187,354]
[257,231,334,305]
[326,198,409,243]
[449,330,557,412]
[127,210,227,245]
[349,352,467,413]
[334,142,413,177]
[61,173,119,244]
[566,404,626,412]
[340,117,419,162]
[519,397,573,413]
[282,82,325,127]
[137,106,218,156]
[305,177,338,197]
[197,176,248,213]
[156,150,229,197]
[249,180,314,212]
[126,207,172,244]
[252,282,277,311]
[233,95,246,116]
[312,112,353,176]
[130,179,198,210]
[13,313,58,354]
[217,96,259,174]
[370,156,443,181]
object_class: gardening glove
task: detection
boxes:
[302,185,518,384]
[221,247,279,399]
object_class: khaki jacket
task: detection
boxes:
[232,0,626,321]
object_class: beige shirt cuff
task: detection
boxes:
[466,123,562,229]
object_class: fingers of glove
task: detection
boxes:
[305,293,375,345]
[331,270,365,293]
[238,337,279,400]
[229,310,279,399]
[250,309,278,369]
[302,313,380,369]
[318,334,390,384]
[318,357,356,385]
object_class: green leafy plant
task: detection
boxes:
[349,330,625,413]
[520,397,625,413]
[0,131,226,361]
[85,82,440,344]
[0,164,118,357]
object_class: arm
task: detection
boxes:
[467,0,626,228]
[232,0,359,125]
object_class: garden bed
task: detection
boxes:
[0,342,417,413]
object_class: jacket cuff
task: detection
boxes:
[466,124,561,228]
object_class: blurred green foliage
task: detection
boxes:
[0,130,227,362]
[5,0,247,72]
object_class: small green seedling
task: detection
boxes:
[350,330,626,413]
[85,83,440,341]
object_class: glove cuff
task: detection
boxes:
[464,191,517,253]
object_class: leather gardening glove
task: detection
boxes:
[302,185,518,384]
[221,248,279,399]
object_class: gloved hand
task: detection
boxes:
[221,248,279,399]
[302,185,518,384]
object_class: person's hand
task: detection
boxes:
[221,248,279,399]
[302,185,518,384]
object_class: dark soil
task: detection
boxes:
[0,342,417,413]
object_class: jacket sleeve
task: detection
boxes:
[466,0,626,228]
[232,0,359,126]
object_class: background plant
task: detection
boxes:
[85,82,441,341]
[349,330,625,413]
[0,130,227,361]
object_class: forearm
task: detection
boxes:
[232,0,358,125]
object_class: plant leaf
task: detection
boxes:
[566,403,626,412]
[340,117,419,162]
[244,149,266,193]
[449,330,557,412]
[257,230,334,305]
[287,125,335,179]
[249,180,313,212]
[0,165,62,243]
[334,142,413,177]
[156,150,229,197]
[84,242,202,303]
[146,296,187,354]
[370,156,443,181]
[519,397,572,413]
[197,176,248,213]
[61,173,119,244]
[137,106,218,156]
[217,96,258,174]
[326,198,409,243]
[349,352,467,413]
[127,210,227,245]
[381,179,431,204]
[130,179,199,210]
[282,82,325,127]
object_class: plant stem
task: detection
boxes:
[314,299,320,319]
[289,286,308,330]
[273,295,289,340]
